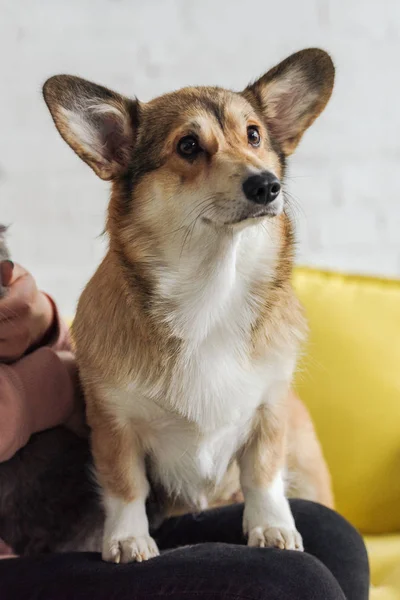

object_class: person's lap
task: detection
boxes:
[0,500,369,600]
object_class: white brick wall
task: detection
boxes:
[1,0,399,315]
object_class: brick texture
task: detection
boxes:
[1,0,399,314]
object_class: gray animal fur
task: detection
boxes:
[0,429,104,555]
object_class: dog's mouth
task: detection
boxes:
[203,199,283,227]
[226,206,278,225]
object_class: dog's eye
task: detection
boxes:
[177,135,202,158]
[247,126,261,147]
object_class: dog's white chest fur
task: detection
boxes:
[148,415,247,508]
[109,224,295,506]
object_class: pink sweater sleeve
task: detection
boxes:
[0,297,80,463]
[35,294,72,352]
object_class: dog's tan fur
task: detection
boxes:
[44,48,334,563]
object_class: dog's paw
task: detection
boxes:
[247,525,303,551]
[102,535,159,563]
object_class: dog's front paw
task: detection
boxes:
[247,525,303,551]
[102,535,159,563]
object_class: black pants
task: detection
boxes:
[0,500,369,600]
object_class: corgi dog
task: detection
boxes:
[43,48,335,564]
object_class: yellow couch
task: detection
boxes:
[293,268,400,600]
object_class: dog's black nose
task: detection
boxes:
[242,172,281,205]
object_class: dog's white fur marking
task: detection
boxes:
[103,494,159,562]
[241,470,302,550]
[242,470,292,529]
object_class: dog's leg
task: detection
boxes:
[239,402,303,551]
[90,404,159,563]
[286,391,334,509]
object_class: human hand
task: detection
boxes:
[0,263,54,361]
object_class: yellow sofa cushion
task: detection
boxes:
[293,268,400,535]
[366,535,400,600]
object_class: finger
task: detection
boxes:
[0,321,30,361]
[3,263,25,287]
[0,341,27,362]
[0,260,14,288]
[0,269,35,322]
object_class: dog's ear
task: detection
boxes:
[244,48,334,156]
[43,75,139,180]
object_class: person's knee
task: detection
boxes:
[290,499,368,560]
[249,548,346,599]
[191,544,345,600]
[290,498,354,535]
